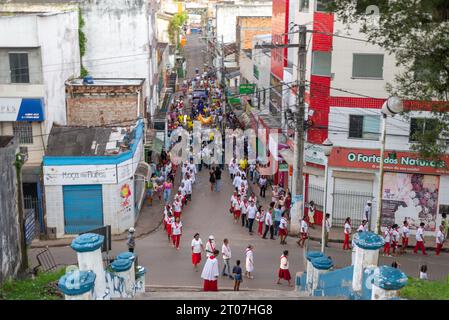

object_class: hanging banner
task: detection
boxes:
[381,172,440,231]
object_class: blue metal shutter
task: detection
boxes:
[63,185,104,234]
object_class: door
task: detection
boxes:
[63,185,104,234]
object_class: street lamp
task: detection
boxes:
[375,96,404,235]
[321,138,333,253]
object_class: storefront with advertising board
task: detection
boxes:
[42,120,149,238]
[327,147,449,235]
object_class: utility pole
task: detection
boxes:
[291,25,307,235]
[220,34,226,134]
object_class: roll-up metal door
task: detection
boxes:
[332,178,373,227]
[63,185,103,234]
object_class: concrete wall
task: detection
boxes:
[80,0,152,112]
[0,137,22,284]
[215,3,273,43]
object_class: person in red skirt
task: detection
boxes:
[171,216,183,250]
[279,213,289,245]
[277,250,292,286]
[343,217,352,250]
[165,212,174,245]
[173,198,182,219]
[230,191,238,215]
[383,225,392,257]
[163,204,172,231]
[191,233,204,271]
[233,195,242,224]
[256,206,265,236]
[201,249,220,291]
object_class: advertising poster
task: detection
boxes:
[382,172,439,231]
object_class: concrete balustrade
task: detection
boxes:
[58,270,96,300]
[371,265,407,300]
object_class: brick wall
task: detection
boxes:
[66,94,139,126]
[237,16,272,50]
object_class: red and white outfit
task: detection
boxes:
[279,216,288,237]
[165,216,174,237]
[278,254,291,281]
[383,229,392,255]
[392,228,400,253]
[191,238,203,265]
[234,199,242,219]
[357,224,367,233]
[205,239,216,258]
[257,210,265,235]
[413,226,427,255]
[300,220,308,240]
[173,200,182,219]
[401,224,409,249]
[171,220,183,249]
[343,222,351,250]
[163,206,172,230]
[249,195,257,204]
[230,194,238,214]
[239,185,247,198]
[201,255,219,291]
[436,229,445,256]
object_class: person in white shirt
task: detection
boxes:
[364,201,372,231]
[233,172,242,190]
[400,220,410,254]
[259,176,267,198]
[163,204,172,231]
[229,158,237,180]
[240,198,249,228]
[436,225,445,256]
[383,225,392,257]
[343,217,352,250]
[247,201,257,235]
[413,222,427,255]
[245,245,254,279]
[201,249,220,291]
[183,173,192,202]
[357,220,368,233]
[248,192,257,206]
[256,207,265,236]
[419,265,428,280]
[233,195,242,224]
[221,238,233,279]
[165,212,174,244]
[391,224,400,256]
[191,233,204,271]
[205,235,216,258]
[279,213,289,245]
[171,216,183,250]
[249,164,256,184]
[262,208,274,239]
[277,250,292,286]
[172,199,182,219]
[323,214,331,248]
[297,218,309,248]
[230,191,238,215]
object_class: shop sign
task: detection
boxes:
[304,143,325,166]
[44,165,117,185]
[239,83,256,94]
[0,98,45,121]
[329,147,449,175]
[279,163,289,172]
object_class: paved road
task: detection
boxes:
[30,33,449,291]
[183,33,208,80]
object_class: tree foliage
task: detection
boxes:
[168,12,188,45]
[329,0,449,159]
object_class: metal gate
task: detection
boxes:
[332,190,372,227]
[63,185,104,234]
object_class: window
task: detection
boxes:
[311,51,332,76]
[349,115,380,140]
[316,0,333,12]
[409,118,439,142]
[299,0,310,12]
[9,53,30,83]
[352,54,384,79]
[13,122,33,144]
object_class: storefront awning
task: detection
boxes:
[279,148,294,166]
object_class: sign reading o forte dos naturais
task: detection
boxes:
[328,147,449,175]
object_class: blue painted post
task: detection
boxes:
[311,256,333,292]
[371,266,407,300]
[111,258,135,298]
[71,233,107,299]
[305,251,324,293]
[352,232,384,292]
[58,270,96,300]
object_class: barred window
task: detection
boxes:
[9,52,30,83]
[13,122,33,144]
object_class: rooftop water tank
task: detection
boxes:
[83,75,94,85]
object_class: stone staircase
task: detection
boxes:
[127,285,344,300]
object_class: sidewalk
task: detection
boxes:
[248,178,447,253]
[30,168,184,248]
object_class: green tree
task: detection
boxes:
[329,0,449,159]
[168,12,188,45]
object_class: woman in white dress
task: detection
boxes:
[245,245,254,279]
